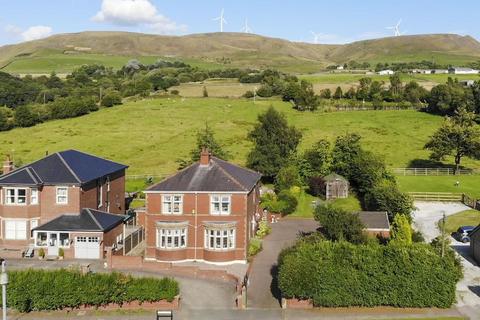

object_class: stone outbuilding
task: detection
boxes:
[323,173,349,200]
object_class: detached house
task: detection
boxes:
[0,150,128,259]
[140,150,261,264]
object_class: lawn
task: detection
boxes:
[442,210,480,234]
[170,78,259,98]
[289,192,362,218]
[396,176,480,198]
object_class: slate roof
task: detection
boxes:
[147,157,261,192]
[33,208,126,232]
[357,211,390,230]
[0,150,128,186]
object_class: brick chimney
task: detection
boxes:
[3,155,14,174]
[200,148,211,166]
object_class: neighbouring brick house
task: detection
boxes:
[0,150,128,259]
[139,149,262,264]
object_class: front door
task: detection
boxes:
[48,233,58,256]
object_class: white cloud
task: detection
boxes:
[92,0,186,34]
[21,25,53,41]
[4,24,22,35]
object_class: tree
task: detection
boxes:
[190,123,229,162]
[274,165,301,192]
[287,80,320,111]
[314,204,366,244]
[364,180,413,220]
[247,107,302,179]
[15,105,40,127]
[0,109,10,131]
[303,139,331,177]
[390,214,413,245]
[320,88,331,99]
[424,108,480,172]
[389,74,403,100]
[333,86,343,99]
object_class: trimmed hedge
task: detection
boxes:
[4,269,179,312]
[278,241,462,308]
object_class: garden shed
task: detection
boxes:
[323,173,349,200]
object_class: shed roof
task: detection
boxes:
[357,211,390,230]
[0,150,128,186]
[147,156,261,192]
[323,173,348,182]
[33,208,126,232]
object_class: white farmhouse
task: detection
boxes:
[448,67,479,74]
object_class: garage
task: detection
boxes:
[75,236,100,259]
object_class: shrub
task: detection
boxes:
[244,90,254,98]
[4,269,179,312]
[58,248,64,258]
[256,221,271,238]
[38,248,45,259]
[390,214,412,245]
[278,241,462,308]
[101,91,122,107]
[308,176,325,197]
[274,165,301,192]
[277,190,298,215]
[314,204,366,244]
[248,238,262,257]
[364,179,413,220]
[170,89,179,95]
[15,105,40,127]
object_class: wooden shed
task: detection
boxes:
[323,173,349,200]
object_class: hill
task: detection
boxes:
[0,31,479,74]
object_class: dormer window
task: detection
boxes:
[5,188,27,205]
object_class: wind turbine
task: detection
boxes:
[213,8,227,32]
[310,31,321,44]
[386,19,404,37]
[241,18,252,33]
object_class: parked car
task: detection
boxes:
[453,226,476,243]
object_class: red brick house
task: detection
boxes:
[140,150,262,264]
[0,150,128,259]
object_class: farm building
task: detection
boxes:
[470,225,480,264]
[323,173,349,200]
[448,67,479,74]
[378,69,394,75]
[357,211,390,238]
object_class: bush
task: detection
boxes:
[101,91,122,107]
[364,179,413,221]
[244,90,254,98]
[274,165,301,193]
[277,190,298,215]
[49,97,97,119]
[314,204,366,244]
[4,269,179,312]
[15,105,40,127]
[308,176,325,197]
[170,89,179,95]
[278,241,462,308]
[248,238,263,257]
[256,220,271,238]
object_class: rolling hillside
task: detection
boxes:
[0,31,479,73]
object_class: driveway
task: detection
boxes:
[413,201,480,319]
[247,218,319,308]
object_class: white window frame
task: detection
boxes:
[210,194,231,215]
[162,195,183,215]
[30,188,39,205]
[156,227,187,249]
[4,188,27,206]
[5,219,27,240]
[204,228,235,251]
[56,187,68,205]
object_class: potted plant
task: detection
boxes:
[38,248,45,260]
[58,248,64,260]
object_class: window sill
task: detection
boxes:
[156,247,187,251]
[204,248,236,252]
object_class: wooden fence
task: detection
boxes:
[123,227,145,256]
[393,168,475,176]
[408,192,463,202]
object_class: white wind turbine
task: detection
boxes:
[310,31,321,44]
[213,8,227,32]
[386,19,405,37]
[242,18,252,33]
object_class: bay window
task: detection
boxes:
[156,227,187,249]
[204,223,236,251]
[5,188,27,205]
[210,194,231,215]
[162,195,182,214]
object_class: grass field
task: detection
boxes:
[396,176,480,198]
[442,210,480,234]
[1,50,225,74]
[171,79,258,98]
[2,97,480,177]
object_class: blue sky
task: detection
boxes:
[1,0,479,45]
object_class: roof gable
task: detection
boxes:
[147,157,261,192]
[0,167,41,185]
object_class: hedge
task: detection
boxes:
[3,269,179,312]
[278,241,462,308]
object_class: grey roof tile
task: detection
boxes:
[357,211,390,230]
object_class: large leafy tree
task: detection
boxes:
[247,106,302,179]
[190,123,229,161]
[314,204,366,244]
[425,108,480,172]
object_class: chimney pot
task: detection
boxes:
[3,155,14,174]
[200,148,211,166]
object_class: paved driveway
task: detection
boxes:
[413,201,480,319]
[247,218,319,308]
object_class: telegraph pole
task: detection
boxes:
[0,260,8,320]
[441,211,446,258]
